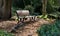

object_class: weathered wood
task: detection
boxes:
[16,10,29,16]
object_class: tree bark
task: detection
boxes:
[0,0,3,19]
[42,0,47,15]
[2,0,12,19]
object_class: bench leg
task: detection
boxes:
[11,22,24,33]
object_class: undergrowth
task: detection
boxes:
[37,20,60,36]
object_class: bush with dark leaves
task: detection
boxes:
[37,20,60,36]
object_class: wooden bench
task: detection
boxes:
[16,10,38,23]
[11,10,38,33]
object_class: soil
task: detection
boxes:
[0,19,55,36]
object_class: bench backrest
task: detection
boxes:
[16,10,29,16]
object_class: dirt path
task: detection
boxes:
[0,19,55,36]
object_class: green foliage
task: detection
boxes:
[46,1,53,13]
[12,0,25,8]
[38,15,48,19]
[12,0,60,16]
[12,7,22,16]
[11,7,17,16]
[47,0,59,14]
[24,5,34,15]
[12,0,42,15]
[38,15,50,21]
[37,20,60,36]
[48,11,60,19]
[0,30,14,36]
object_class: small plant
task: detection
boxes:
[38,15,50,21]
[0,30,14,36]
[38,15,48,19]
[37,20,60,36]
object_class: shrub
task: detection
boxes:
[37,20,60,36]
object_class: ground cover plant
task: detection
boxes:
[0,30,14,36]
[37,19,60,36]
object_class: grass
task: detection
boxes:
[0,30,14,36]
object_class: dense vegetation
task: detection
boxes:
[37,20,60,36]
[12,0,60,17]
[12,0,42,15]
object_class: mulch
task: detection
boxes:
[0,19,55,36]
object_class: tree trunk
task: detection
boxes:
[0,0,3,19]
[42,0,47,15]
[2,0,12,19]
